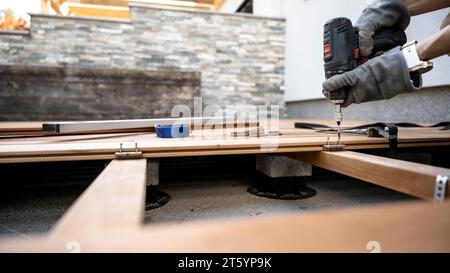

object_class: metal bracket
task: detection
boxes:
[368,124,398,158]
[323,137,345,152]
[368,125,398,144]
[434,174,448,203]
[115,143,143,160]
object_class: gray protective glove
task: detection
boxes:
[355,0,411,56]
[322,47,421,107]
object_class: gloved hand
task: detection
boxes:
[322,47,421,107]
[355,0,411,56]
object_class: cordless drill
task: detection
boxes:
[323,17,407,144]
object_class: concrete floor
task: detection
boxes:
[144,176,415,226]
[0,186,85,239]
[0,173,415,238]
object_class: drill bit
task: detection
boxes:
[337,120,341,145]
[334,104,343,145]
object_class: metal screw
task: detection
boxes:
[135,143,138,152]
[119,143,123,153]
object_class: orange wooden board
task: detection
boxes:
[0,120,449,163]
[1,200,449,253]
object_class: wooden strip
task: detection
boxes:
[1,141,449,164]
[1,201,449,252]
[0,135,379,156]
[0,122,43,132]
[50,159,147,239]
[291,151,450,200]
[0,123,448,163]
[0,129,441,157]
[67,3,131,19]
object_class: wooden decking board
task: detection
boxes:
[50,159,147,239]
[0,126,449,163]
[0,120,448,163]
[1,200,449,252]
[2,141,450,164]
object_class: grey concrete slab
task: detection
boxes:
[144,177,415,226]
[0,187,85,239]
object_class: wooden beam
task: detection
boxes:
[131,0,214,10]
[2,200,450,252]
[291,151,450,201]
[68,0,129,7]
[41,0,49,14]
[50,159,147,239]
[66,3,130,19]
[50,0,64,15]
[213,0,223,10]
[67,0,216,10]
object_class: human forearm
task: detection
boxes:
[416,24,450,60]
[401,0,450,16]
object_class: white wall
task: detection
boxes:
[253,0,284,17]
[249,0,450,102]
[0,0,40,15]
[406,8,450,88]
[280,0,369,101]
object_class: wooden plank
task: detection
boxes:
[67,3,130,19]
[3,141,450,164]
[70,0,129,7]
[291,151,450,201]
[0,122,43,132]
[0,120,448,163]
[0,129,448,156]
[50,159,147,239]
[41,0,49,14]
[1,201,450,252]
[213,0,224,10]
[0,140,449,164]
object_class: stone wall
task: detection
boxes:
[0,4,285,121]
[0,65,200,121]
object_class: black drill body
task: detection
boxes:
[323,17,407,102]
[322,17,407,144]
